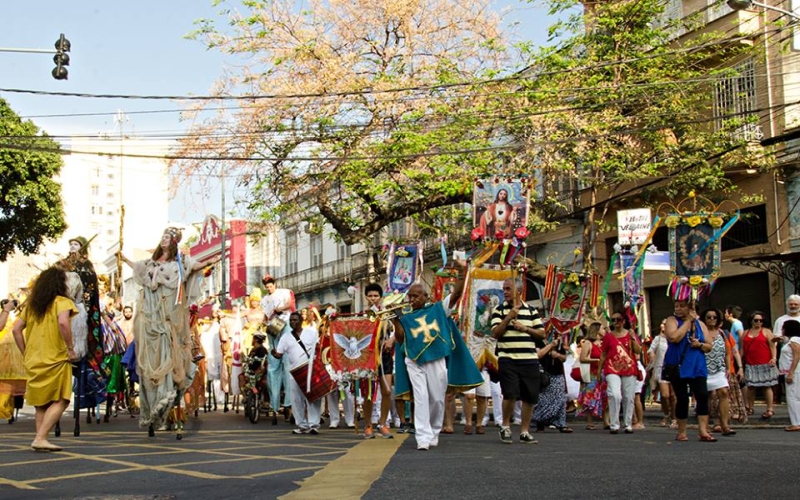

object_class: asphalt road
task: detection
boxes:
[0,403,797,500]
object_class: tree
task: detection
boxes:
[175,0,520,244]
[512,0,766,271]
[0,98,67,261]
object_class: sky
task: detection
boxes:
[0,0,565,225]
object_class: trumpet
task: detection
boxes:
[366,303,413,321]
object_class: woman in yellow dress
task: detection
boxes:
[12,267,79,451]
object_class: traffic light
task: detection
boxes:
[52,33,70,80]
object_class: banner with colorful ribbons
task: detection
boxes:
[461,267,514,340]
[666,210,739,301]
[544,266,600,335]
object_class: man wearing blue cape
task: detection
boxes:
[392,270,483,451]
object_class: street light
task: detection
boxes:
[52,33,71,80]
[727,0,800,22]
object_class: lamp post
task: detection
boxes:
[727,0,800,22]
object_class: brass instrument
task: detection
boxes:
[366,302,413,321]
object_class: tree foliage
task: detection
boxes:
[0,98,67,261]
[513,0,765,270]
[175,0,519,244]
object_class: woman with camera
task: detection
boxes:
[11,267,79,451]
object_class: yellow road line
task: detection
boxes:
[280,434,406,500]
[0,477,39,490]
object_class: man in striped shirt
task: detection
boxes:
[491,276,545,444]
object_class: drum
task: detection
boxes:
[290,356,337,403]
[267,317,286,337]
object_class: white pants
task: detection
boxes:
[489,380,503,424]
[406,357,447,447]
[327,389,354,427]
[788,371,800,426]
[606,374,636,430]
[290,378,322,431]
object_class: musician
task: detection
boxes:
[272,312,322,435]
[361,283,396,439]
[390,261,480,451]
[261,275,295,421]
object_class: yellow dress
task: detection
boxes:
[21,296,78,406]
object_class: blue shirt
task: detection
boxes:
[664,318,708,379]
[730,318,743,346]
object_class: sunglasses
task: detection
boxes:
[753,318,763,323]
[611,317,623,321]
[705,315,718,320]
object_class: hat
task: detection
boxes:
[69,236,89,249]
[253,332,267,341]
[249,288,263,301]
[262,274,276,285]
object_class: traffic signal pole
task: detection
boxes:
[0,33,71,80]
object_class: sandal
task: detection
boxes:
[762,410,775,419]
[559,427,574,433]
[463,424,473,435]
[711,425,722,433]
[699,434,718,442]
[675,434,689,442]
[441,427,454,434]
[476,426,485,435]
[746,407,754,416]
[585,424,596,430]
[722,428,737,436]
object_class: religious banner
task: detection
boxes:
[543,267,599,335]
[327,315,380,382]
[432,268,460,303]
[619,250,645,308]
[472,177,531,241]
[386,242,421,294]
[665,200,739,300]
[461,267,514,339]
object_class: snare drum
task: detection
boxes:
[290,356,337,403]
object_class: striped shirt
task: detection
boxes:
[491,301,544,363]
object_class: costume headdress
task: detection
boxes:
[164,227,182,243]
[249,288,263,302]
[69,236,89,249]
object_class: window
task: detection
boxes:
[311,234,323,268]
[707,0,733,23]
[337,241,351,260]
[91,185,99,196]
[714,59,761,141]
[389,219,409,240]
[285,230,298,275]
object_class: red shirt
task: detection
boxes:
[601,332,638,377]
[742,329,771,366]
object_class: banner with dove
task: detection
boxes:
[328,316,380,381]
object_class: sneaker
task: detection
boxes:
[499,426,512,444]
[397,423,408,434]
[519,432,538,444]
[364,427,375,439]
[378,426,393,439]
[430,437,438,447]
[292,428,308,435]
[408,425,416,435]
[309,428,320,435]
[416,443,429,451]
[512,419,522,426]
[624,426,634,434]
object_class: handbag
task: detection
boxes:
[570,365,583,383]
[661,335,690,383]
[539,366,551,390]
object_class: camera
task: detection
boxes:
[1,299,19,310]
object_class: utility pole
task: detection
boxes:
[219,166,227,309]
[114,110,128,298]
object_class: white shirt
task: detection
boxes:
[276,327,318,370]
[773,314,800,339]
[261,288,293,322]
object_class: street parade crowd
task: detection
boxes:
[2,226,800,453]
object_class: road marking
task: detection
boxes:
[280,434,407,500]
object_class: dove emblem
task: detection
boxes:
[333,333,373,359]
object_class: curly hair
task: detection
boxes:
[25,267,68,321]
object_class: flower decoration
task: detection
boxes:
[495,230,506,240]
[573,248,582,256]
[514,227,530,240]
[685,215,703,227]
[688,190,696,198]
[567,273,580,285]
[708,216,724,228]
[471,227,484,241]
[689,276,703,286]
[203,266,213,277]
[665,216,681,228]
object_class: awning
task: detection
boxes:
[730,250,800,294]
